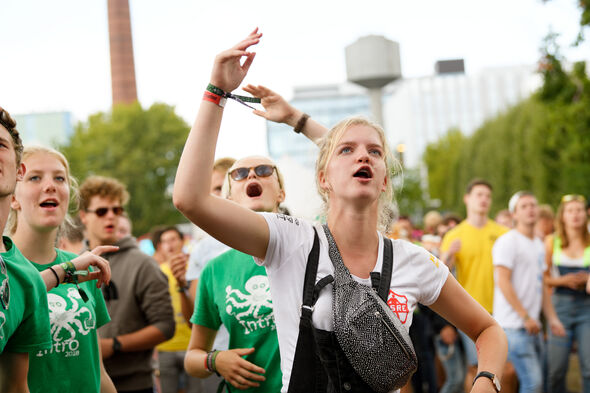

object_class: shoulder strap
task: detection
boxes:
[302,228,320,310]
[377,237,393,302]
[553,236,562,266]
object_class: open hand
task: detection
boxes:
[242,84,301,126]
[72,245,117,288]
[215,348,266,389]
[210,28,262,93]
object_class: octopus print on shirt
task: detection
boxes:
[192,248,282,393]
[226,274,274,335]
[28,249,110,393]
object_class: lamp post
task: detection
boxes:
[396,143,406,168]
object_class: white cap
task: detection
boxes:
[508,191,533,213]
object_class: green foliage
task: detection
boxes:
[394,168,428,221]
[423,55,590,215]
[61,102,190,236]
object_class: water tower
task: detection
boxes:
[345,35,401,126]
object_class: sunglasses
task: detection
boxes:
[86,206,124,217]
[561,194,586,204]
[229,165,277,182]
[0,256,9,310]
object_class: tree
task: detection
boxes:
[423,58,590,214]
[62,102,190,236]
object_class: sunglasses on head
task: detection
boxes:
[0,256,9,310]
[561,194,586,204]
[229,164,277,182]
[86,206,124,217]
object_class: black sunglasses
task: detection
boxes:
[86,206,124,217]
[0,256,9,310]
[229,164,277,182]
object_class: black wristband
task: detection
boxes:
[473,371,501,392]
[112,336,122,353]
[48,266,60,288]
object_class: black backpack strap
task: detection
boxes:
[313,275,334,305]
[377,237,394,302]
[301,227,321,319]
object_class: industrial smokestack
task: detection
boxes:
[107,0,138,105]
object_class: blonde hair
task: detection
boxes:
[315,116,401,233]
[213,157,236,174]
[8,146,79,235]
[423,210,443,233]
[555,200,590,249]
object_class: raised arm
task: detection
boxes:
[173,29,270,259]
[242,84,329,144]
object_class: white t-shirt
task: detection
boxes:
[186,235,231,351]
[492,230,546,328]
[256,213,450,392]
[186,235,230,282]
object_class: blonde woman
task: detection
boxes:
[174,30,507,393]
[9,146,116,393]
[544,194,590,393]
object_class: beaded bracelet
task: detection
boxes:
[205,350,221,376]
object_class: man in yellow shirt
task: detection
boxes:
[154,226,202,393]
[441,179,511,392]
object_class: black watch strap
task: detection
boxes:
[473,371,501,392]
[112,336,122,353]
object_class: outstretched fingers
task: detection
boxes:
[73,251,112,287]
[241,52,256,74]
[233,28,262,50]
[90,245,119,256]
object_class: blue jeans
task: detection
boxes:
[434,336,465,393]
[158,351,203,393]
[504,328,543,393]
[548,293,590,393]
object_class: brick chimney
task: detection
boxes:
[107,0,138,105]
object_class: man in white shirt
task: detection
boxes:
[492,191,565,393]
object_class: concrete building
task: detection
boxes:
[267,63,540,169]
[13,111,74,147]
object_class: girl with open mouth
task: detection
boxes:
[174,29,508,393]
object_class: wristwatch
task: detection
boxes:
[112,336,122,354]
[473,371,501,392]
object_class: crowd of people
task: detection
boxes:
[1,29,589,393]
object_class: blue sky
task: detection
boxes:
[1,0,588,158]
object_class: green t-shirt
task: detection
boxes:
[192,249,282,393]
[0,236,51,354]
[27,249,111,393]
